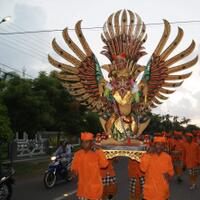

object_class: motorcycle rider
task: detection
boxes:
[54,140,69,168]
[65,141,73,163]
[55,140,65,155]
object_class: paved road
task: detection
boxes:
[13,158,200,200]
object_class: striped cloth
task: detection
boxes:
[102,176,116,186]
[78,198,102,200]
[188,167,199,176]
[129,176,145,194]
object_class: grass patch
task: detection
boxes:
[13,160,49,179]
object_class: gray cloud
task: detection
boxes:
[0,3,51,78]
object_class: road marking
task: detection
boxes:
[54,191,117,200]
[54,190,76,200]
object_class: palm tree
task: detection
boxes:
[180,117,191,127]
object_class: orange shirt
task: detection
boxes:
[140,152,174,200]
[199,145,200,163]
[183,141,199,168]
[167,137,176,153]
[193,137,198,143]
[100,159,115,178]
[128,159,144,178]
[71,149,108,200]
[172,139,185,161]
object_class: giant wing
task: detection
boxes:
[145,20,198,108]
[48,21,112,117]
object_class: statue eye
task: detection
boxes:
[116,82,120,86]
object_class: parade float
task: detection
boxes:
[48,10,198,161]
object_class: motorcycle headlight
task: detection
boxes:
[1,177,6,181]
[51,156,56,161]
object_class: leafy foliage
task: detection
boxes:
[0,101,13,143]
[0,71,199,139]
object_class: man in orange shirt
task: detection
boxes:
[165,132,175,155]
[71,132,108,200]
[101,159,117,200]
[171,131,185,183]
[197,132,200,178]
[184,133,200,190]
[128,159,145,200]
[140,136,174,200]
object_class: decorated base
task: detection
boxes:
[101,144,146,162]
[100,138,143,146]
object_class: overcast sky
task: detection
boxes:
[0,0,200,126]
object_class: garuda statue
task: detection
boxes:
[49,10,198,145]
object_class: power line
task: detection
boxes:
[0,36,48,60]
[0,17,52,48]
[1,20,200,35]
[0,40,47,63]
[0,25,51,59]
[0,62,34,79]
[4,22,52,48]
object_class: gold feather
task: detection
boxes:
[164,40,196,68]
[69,88,86,96]
[160,27,184,60]
[137,22,146,41]
[114,10,121,36]
[107,13,115,38]
[149,102,158,108]
[52,39,81,66]
[162,81,183,88]
[62,28,86,61]
[127,10,135,35]
[152,97,163,105]
[75,20,92,56]
[121,10,127,34]
[159,88,175,94]
[62,82,83,89]
[134,13,142,39]
[156,92,168,100]
[167,56,198,74]
[165,72,192,80]
[86,97,94,105]
[103,22,111,41]
[48,55,79,74]
[153,20,171,57]
[76,93,91,101]
[57,73,80,81]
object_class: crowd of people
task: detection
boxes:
[69,131,200,200]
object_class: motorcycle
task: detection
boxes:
[0,168,15,200]
[44,155,73,188]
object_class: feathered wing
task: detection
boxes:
[145,20,198,108]
[101,9,147,65]
[48,20,112,117]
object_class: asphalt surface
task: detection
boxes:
[12,157,200,200]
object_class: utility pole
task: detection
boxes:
[22,66,26,78]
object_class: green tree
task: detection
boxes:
[0,100,13,174]
[145,113,163,134]
[185,124,199,132]
[2,75,41,136]
[82,112,103,133]
[0,102,13,143]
